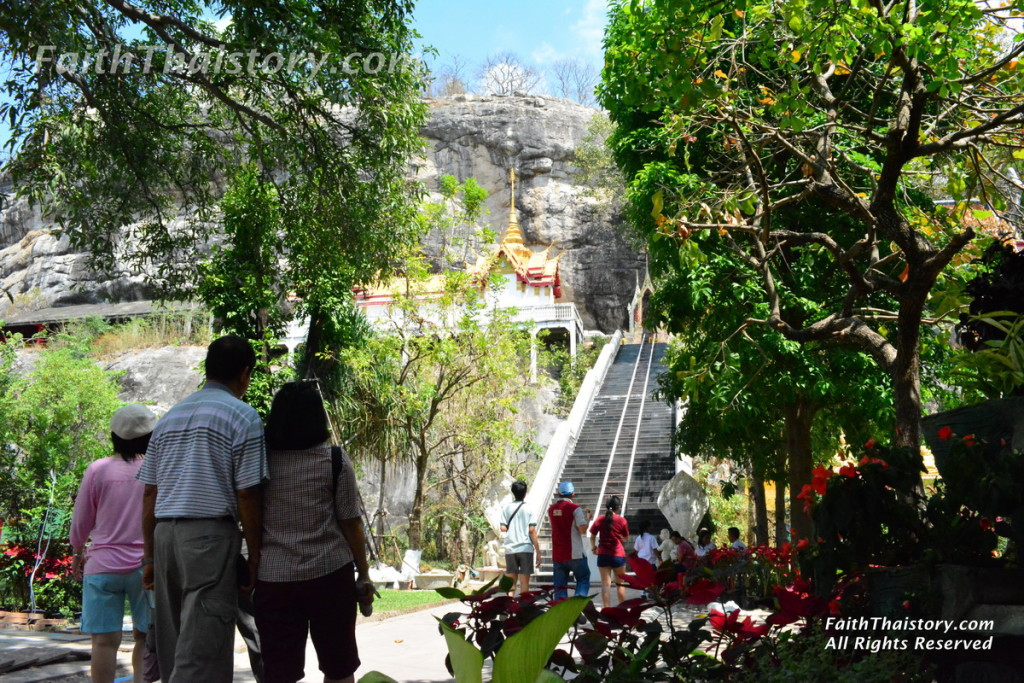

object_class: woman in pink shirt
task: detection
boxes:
[71,404,156,683]
[589,495,629,607]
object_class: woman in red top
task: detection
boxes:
[589,495,630,607]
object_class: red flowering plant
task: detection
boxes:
[563,555,732,681]
[0,540,78,614]
[745,542,798,600]
[436,566,733,682]
[0,508,80,616]
[798,441,928,594]
[930,427,1024,558]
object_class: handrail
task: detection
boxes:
[621,336,657,516]
[594,333,651,517]
[524,330,623,526]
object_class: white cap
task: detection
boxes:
[110,404,157,440]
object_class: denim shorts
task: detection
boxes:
[82,570,150,634]
[596,554,626,569]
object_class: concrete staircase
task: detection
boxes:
[533,339,675,584]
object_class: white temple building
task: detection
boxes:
[352,170,585,380]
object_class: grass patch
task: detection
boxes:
[372,589,454,616]
[90,311,211,357]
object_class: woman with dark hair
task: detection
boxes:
[255,382,372,683]
[71,403,156,683]
[589,495,629,607]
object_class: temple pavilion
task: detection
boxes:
[352,170,585,380]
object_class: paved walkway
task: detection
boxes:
[231,603,460,682]
[1,587,724,682]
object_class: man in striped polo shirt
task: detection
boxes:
[139,335,268,683]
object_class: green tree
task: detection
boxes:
[599,0,1024,457]
[337,304,532,554]
[655,234,894,539]
[420,174,490,268]
[198,165,291,415]
[334,177,534,554]
[2,348,122,518]
[1,0,429,374]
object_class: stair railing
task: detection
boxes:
[594,332,652,517]
[525,329,624,526]
[621,335,658,516]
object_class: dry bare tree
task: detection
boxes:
[477,51,542,96]
[429,55,471,97]
[550,58,598,106]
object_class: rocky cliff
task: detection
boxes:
[0,94,642,332]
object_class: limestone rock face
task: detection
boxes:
[0,95,643,331]
[418,95,643,331]
[658,470,710,539]
[102,346,206,414]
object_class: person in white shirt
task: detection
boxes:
[695,528,715,557]
[500,480,540,596]
[727,526,747,551]
[633,520,659,568]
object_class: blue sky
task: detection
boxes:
[412,0,608,77]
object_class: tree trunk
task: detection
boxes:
[773,449,788,544]
[301,303,337,392]
[302,304,326,378]
[785,397,816,541]
[893,291,926,452]
[750,470,769,546]
[774,475,788,545]
[376,457,387,541]
[407,448,430,551]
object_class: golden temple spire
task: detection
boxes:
[503,168,524,246]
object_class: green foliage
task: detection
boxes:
[538,334,608,417]
[441,597,589,683]
[2,1,430,394]
[693,461,748,539]
[3,0,429,303]
[936,432,1024,548]
[572,113,627,217]
[198,166,294,415]
[1,347,122,518]
[418,175,493,268]
[746,623,931,682]
[336,304,533,554]
[599,0,1024,451]
[946,312,1024,400]
[0,336,121,615]
[199,165,288,343]
[333,177,533,556]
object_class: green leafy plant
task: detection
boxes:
[746,622,932,682]
[539,334,608,417]
[936,429,1024,549]
[798,444,927,591]
[947,311,1024,400]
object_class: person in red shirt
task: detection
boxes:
[547,481,591,600]
[675,532,697,575]
[589,495,629,607]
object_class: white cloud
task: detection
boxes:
[532,42,564,65]
[571,0,609,57]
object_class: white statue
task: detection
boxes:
[484,538,505,568]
